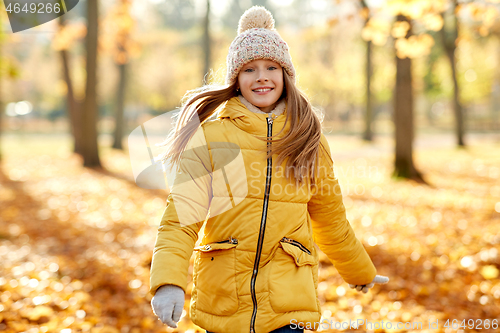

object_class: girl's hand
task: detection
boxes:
[348,275,389,294]
[151,284,185,328]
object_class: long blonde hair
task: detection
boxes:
[159,71,326,186]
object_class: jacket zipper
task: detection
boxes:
[249,117,274,333]
[281,237,311,255]
[216,236,238,244]
[202,237,238,251]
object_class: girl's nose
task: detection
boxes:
[256,71,268,82]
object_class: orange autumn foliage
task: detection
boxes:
[0,137,499,332]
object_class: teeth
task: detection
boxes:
[254,88,272,92]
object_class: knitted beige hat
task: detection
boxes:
[225,6,295,85]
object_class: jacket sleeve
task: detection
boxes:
[308,134,376,286]
[149,128,213,295]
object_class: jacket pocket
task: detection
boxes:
[193,238,239,316]
[269,238,319,313]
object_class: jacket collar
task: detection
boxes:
[238,95,286,117]
[217,97,289,136]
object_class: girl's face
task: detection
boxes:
[237,59,284,113]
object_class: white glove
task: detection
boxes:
[348,275,389,294]
[151,284,185,328]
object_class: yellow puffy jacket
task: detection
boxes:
[150,97,376,333]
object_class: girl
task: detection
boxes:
[150,6,388,333]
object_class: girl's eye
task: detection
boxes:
[244,68,254,72]
[268,67,277,70]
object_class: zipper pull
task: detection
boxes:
[267,117,273,125]
[229,237,238,244]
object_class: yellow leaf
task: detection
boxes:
[480,265,499,279]
[91,326,120,333]
[392,21,410,39]
[141,317,155,329]
[327,18,338,28]
[479,26,489,37]
[9,321,28,331]
[422,14,444,32]
[27,305,53,321]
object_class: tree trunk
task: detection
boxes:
[0,39,2,163]
[82,0,101,167]
[423,31,441,128]
[491,36,500,131]
[363,40,374,141]
[361,0,373,141]
[393,15,424,182]
[202,0,211,82]
[59,16,83,155]
[440,0,465,147]
[112,62,127,149]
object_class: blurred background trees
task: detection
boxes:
[359,0,375,142]
[440,0,465,147]
[0,10,4,162]
[101,0,140,150]
[202,0,211,82]
[0,8,20,162]
[54,15,85,155]
[1,0,499,173]
[81,0,100,167]
[1,1,500,332]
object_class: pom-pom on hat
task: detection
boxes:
[226,6,295,85]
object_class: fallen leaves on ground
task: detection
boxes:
[0,136,499,333]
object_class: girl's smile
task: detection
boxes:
[252,87,274,94]
[237,59,284,113]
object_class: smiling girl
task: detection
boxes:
[238,59,284,113]
[149,6,388,333]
